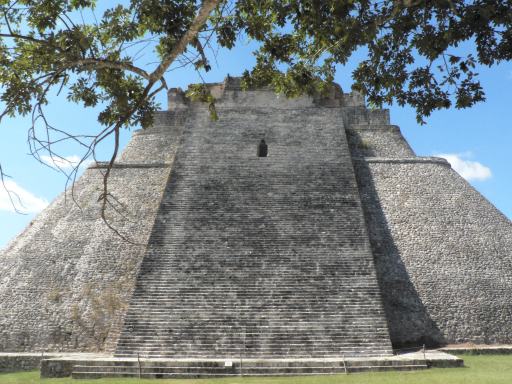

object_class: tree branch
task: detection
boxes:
[93,0,221,241]
[63,58,151,80]
[0,164,25,214]
[149,0,221,83]
[0,33,63,52]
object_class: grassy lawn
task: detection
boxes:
[0,355,511,384]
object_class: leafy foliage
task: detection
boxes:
[185,83,218,120]
[1,1,510,134]
[0,0,511,226]
[217,0,512,123]
[0,0,220,228]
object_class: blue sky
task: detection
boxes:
[1,16,511,248]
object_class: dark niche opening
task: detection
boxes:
[257,139,268,157]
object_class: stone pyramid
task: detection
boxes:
[1,77,511,358]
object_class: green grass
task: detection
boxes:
[0,355,511,384]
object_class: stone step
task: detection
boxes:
[112,352,393,359]
[118,324,389,331]
[122,307,386,312]
[132,277,379,281]
[114,345,392,352]
[120,316,386,323]
[72,362,427,379]
[127,293,382,298]
[116,334,391,341]
[130,279,380,284]
[112,352,394,357]
[127,297,383,302]
[127,300,383,306]
[137,256,374,261]
[122,307,386,313]
[130,279,380,283]
[117,331,391,338]
[117,324,390,329]
[116,329,391,335]
[72,364,427,379]
[121,305,386,310]
[137,272,378,275]
[131,287,381,291]
[116,327,390,333]
[126,297,384,301]
[112,349,393,355]
[118,328,390,335]
[113,349,393,356]
[116,338,391,345]
[137,251,372,255]
[136,273,377,277]
[73,359,426,368]
[115,340,391,346]
[138,252,374,258]
[124,305,385,311]
[121,314,387,318]
[121,322,388,328]
[123,301,385,307]
[121,316,387,321]
[138,259,379,263]
[116,340,391,347]
[132,279,381,284]
[120,315,387,320]
[130,295,381,300]
[126,295,384,300]
[130,282,381,286]
[120,316,388,322]
[130,282,379,284]
[114,343,392,350]
[130,286,382,291]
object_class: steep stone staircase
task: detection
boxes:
[113,105,393,365]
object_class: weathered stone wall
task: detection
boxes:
[341,98,512,347]
[119,111,185,164]
[350,157,512,346]
[0,165,171,352]
[346,125,415,158]
[343,107,390,126]
[0,111,185,352]
[0,354,44,372]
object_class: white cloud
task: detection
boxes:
[436,153,492,181]
[0,180,49,213]
[40,155,91,170]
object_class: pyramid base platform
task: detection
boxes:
[36,350,463,378]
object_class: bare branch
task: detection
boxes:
[0,164,26,214]
[1,0,222,243]
[95,0,222,233]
